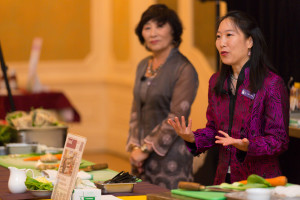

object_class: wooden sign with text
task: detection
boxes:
[51,133,87,200]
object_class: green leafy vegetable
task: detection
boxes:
[220,174,272,191]
[247,174,271,187]
[220,182,268,190]
[5,111,26,127]
[0,125,17,145]
[25,176,53,191]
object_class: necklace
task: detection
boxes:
[230,80,236,95]
[230,74,237,95]
[147,60,163,76]
[231,74,238,81]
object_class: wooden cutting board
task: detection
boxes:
[171,189,226,200]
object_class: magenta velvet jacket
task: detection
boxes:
[187,66,289,184]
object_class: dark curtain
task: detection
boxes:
[194,146,219,185]
[226,0,300,85]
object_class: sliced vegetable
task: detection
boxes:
[23,156,41,161]
[220,174,286,191]
[55,154,62,160]
[266,176,287,186]
[35,177,51,183]
[239,175,287,187]
[220,182,268,191]
[239,180,247,185]
[220,183,245,190]
[23,154,62,161]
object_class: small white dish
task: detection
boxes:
[27,190,52,197]
[246,188,272,200]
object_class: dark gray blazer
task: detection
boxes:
[127,48,199,156]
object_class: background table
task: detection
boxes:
[0,91,80,122]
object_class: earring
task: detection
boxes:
[248,51,251,56]
[172,40,178,47]
[144,43,151,51]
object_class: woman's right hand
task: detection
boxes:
[168,116,195,143]
[130,148,149,174]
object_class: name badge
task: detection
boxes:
[241,89,255,100]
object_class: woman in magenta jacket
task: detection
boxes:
[168,11,289,185]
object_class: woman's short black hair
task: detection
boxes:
[214,10,276,95]
[135,4,183,48]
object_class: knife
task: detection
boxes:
[178,181,236,193]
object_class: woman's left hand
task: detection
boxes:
[215,130,249,151]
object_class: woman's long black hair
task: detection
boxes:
[214,11,276,95]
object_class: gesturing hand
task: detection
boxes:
[215,130,249,151]
[168,116,195,143]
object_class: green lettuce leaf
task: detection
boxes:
[0,125,17,145]
[247,174,271,187]
[25,176,53,191]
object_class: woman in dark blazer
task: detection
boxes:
[168,11,289,185]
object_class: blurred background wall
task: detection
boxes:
[0,0,226,160]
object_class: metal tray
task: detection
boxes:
[16,126,68,148]
[94,182,136,194]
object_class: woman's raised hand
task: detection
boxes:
[168,116,195,143]
[215,130,249,151]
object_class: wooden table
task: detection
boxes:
[0,165,41,199]
[0,166,170,200]
[289,126,300,138]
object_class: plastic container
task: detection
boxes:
[0,146,6,155]
[246,188,272,200]
[6,143,35,154]
[290,82,300,112]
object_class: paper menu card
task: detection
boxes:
[51,133,87,200]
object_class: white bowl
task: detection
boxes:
[246,188,272,200]
[27,189,52,197]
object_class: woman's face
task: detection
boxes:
[216,18,253,69]
[142,20,174,53]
